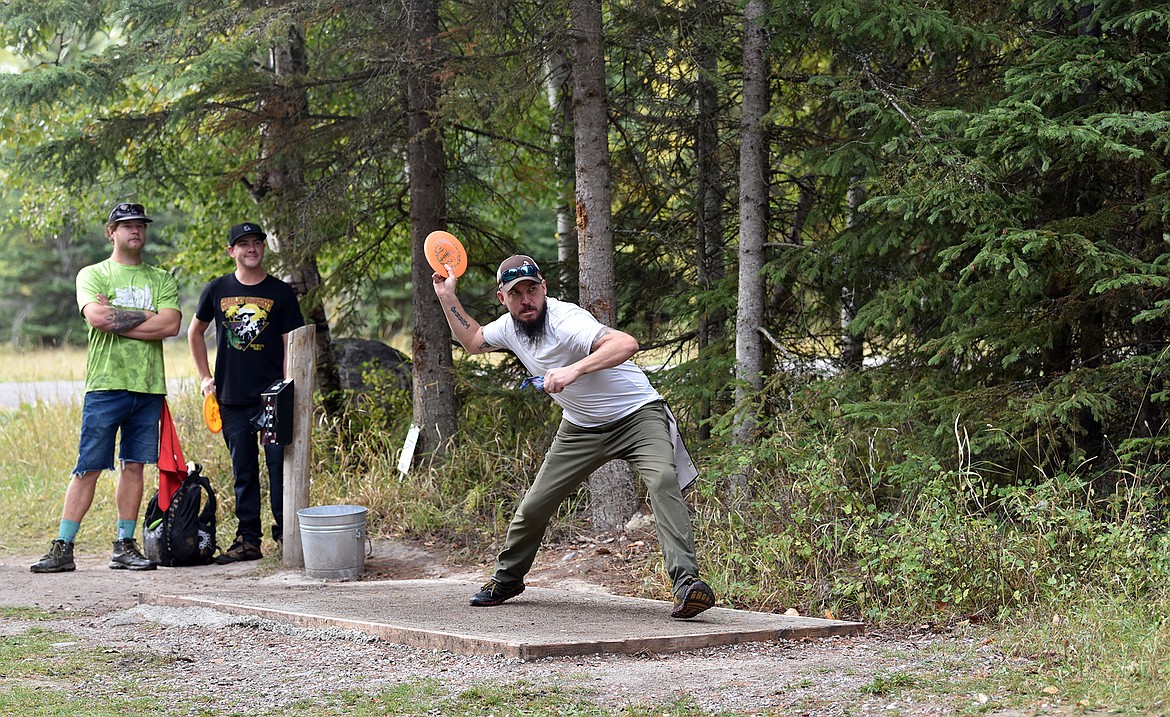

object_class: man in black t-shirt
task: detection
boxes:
[188,222,304,562]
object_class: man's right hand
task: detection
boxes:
[432,265,491,355]
[431,265,457,298]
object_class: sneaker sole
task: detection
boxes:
[214,553,262,564]
[671,585,716,619]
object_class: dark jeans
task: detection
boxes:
[220,403,284,543]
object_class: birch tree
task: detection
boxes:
[729,0,769,497]
[545,47,577,300]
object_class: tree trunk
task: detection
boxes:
[841,177,866,371]
[406,0,458,459]
[694,0,727,441]
[730,0,769,499]
[571,0,637,533]
[250,11,343,417]
[545,48,577,301]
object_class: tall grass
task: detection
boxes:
[0,401,86,553]
[0,339,199,382]
[687,419,1170,622]
[993,593,1170,708]
[0,346,230,553]
[0,382,238,554]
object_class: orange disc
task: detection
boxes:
[424,230,468,278]
[203,393,222,433]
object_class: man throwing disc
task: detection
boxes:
[432,254,715,619]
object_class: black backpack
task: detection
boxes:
[144,464,218,567]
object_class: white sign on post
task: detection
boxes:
[397,424,421,476]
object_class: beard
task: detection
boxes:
[514,301,548,349]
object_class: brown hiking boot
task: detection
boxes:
[214,536,263,564]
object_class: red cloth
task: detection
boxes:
[157,399,187,511]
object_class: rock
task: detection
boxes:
[624,511,655,532]
[332,338,411,395]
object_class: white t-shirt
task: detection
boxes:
[482,296,662,428]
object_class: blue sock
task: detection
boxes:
[57,520,80,543]
[116,519,137,541]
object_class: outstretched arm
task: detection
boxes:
[431,267,494,355]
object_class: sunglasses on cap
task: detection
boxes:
[107,202,151,223]
[499,263,542,284]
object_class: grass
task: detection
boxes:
[0,346,239,555]
[0,339,200,382]
[0,607,81,620]
[0,627,164,717]
[859,670,918,695]
[986,595,1170,711]
[0,638,705,717]
[287,680,624,716]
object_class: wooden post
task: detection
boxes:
[283,324,316,568]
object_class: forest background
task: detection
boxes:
[0,0,1168,710]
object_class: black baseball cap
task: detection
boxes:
[107,202,153,224]
[228,222,267,246]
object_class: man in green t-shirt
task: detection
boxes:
[31,202,182,573]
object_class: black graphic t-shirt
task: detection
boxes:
[194,273,304,406]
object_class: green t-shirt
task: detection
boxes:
[76,259,181,394]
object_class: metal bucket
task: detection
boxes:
[297,504,368,580]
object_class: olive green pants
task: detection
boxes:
[492,401,701,597]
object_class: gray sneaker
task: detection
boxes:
[109,538,157,570]
[30,539,76,573]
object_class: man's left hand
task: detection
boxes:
[542,365,583,394]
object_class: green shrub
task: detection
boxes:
[687,412,1170,623]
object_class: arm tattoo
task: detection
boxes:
[477,341,493,351]
[591,327,612,350]
[448,306,471,330]
[109,308,149,333]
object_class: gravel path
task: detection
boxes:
[1,540,1036,716]
[28,605,998,716]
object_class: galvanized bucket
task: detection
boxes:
[297,504,369,580]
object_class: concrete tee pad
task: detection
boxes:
[140,578,864,661]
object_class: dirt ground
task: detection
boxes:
[0,535,1058,716]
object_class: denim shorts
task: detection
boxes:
[73,390,164,475]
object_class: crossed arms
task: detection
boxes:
[83,295,181,341]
